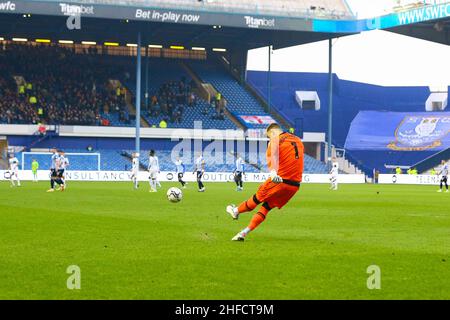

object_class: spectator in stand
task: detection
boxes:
[202,102,209,115]
[38,123,47,136]
[188,92,196,107]
[215,92,222,109]
[212,99,225,120]
[0,43,129,126]
[172,106,183,124]
[161,101,168,116]
[159,119,167,128]
[152,102,161,117]
[145,77,198,124]
[151,95,158,106]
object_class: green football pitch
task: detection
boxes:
[0,181,449,299]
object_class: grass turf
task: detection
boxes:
[0,181,449,299]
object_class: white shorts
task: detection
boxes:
[131,169,138,177]
[149,170,158,179]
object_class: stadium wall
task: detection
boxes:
[378,174,443,185]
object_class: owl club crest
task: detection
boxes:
[388,116,450,151]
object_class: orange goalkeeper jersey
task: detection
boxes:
[266,132,304,182]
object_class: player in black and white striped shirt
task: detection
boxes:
[57,150,69,191]
[234,154,245,191]
[437,160,448,193]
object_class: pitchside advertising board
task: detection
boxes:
[379,174,443,185]
[0,170,366,183]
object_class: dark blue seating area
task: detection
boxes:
[247,70,440,175]
[0,43,132,127]
[101,111,136,127]
[189,61,270,128]
[346,150,437,174]
[125,59,236,129]
[11,131,329,173]
[247,71,431,147]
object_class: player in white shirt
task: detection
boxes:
[437,160,448,193]
[193,153,205,192]
[131,152,140,190]
[148,150,160,192]
[47,148,60,192]
[175,157,187,188]
[8,153,21,187]
[234,154,245,191]
[330,159,339,190]
[57,150,69,191]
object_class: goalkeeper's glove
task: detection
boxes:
[270,170,283,183]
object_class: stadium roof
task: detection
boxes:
[11,0,354,20]
[0,1,448,50]
[0,13,349,50]
[387,17,450,45]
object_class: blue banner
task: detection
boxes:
[345,111,450,151]
[313,3,450,33]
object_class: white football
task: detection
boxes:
[167,187,182,203]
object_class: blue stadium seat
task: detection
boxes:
[100,112,136,127]
[18,147,328,174]
[124,59,236,130]
[188,61,271,129]
[121,149,327,173]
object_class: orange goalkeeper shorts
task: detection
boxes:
[255,179,300,209]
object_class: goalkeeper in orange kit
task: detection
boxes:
[226,123,304,241]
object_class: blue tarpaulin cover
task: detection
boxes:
[345,111,450,151]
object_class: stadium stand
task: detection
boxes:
[124,59,237,129]
[0,43,289,130]
[15,134,328,173]
[188,60,272,129]
[247,70,442,175]
[118,150,328,173]
[1,45,330,173]
[0,44,243,129]
[0,44,134,127]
